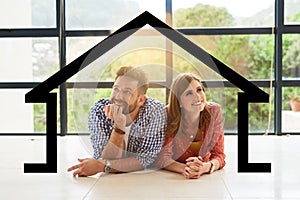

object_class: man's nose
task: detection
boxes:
[115,91,122,99]
[115,90,126,100]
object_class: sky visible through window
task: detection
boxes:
[138,0,273,18]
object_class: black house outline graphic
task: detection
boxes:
[24,11,271,173]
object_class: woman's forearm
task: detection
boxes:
[163,160,186,174]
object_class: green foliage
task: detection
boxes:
[32,4,300,134]
[33,104,46,132]
[174,4,234,27]
[174,4,274,132]
[282,35,300,77]
[68,88,112,133]
[282,12,300,78]
[247,35,274,79]
[214,35,251,77]
[248,87,274,132]
[281,12,300,106]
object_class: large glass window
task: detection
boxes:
[0,38,59,82]
[249,88,274,134]
[172,0,274,28]
[283,34,300,79]
[284,0,300,25]
[1,0,300,135]
[0,0,56,28]
[66,37,105,65]
[0,90,34,133]
[67,34,167,82]
[210,88,274,134]
[33,88,60,134]
[185,35,274,80]
[68,88,103,133]
[66,0,166,30]
[282,87,300,133]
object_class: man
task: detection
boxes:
[68,66,166,176]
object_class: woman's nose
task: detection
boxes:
[195,92,201,99]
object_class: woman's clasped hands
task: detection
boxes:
[183,156,210,179]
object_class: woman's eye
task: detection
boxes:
[186,91,192,96]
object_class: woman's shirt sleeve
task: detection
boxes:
[207,103,226,169]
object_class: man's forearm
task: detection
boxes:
[109,157,144,173]
[101,130,125,159]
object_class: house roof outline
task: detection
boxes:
[26,11,267,101]
[24,11,271,173]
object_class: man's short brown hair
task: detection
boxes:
[115,66,149,94]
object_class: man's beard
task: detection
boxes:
[123,100,138,114]
[110,98,138,115]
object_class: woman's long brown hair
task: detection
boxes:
[167,73,211,137]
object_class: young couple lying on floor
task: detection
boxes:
[67,66,225,179]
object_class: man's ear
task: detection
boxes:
[138,94,146,105]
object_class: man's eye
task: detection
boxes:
[197,88,203,92]
[113,88,119,92]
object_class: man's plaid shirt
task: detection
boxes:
[89,98,167,168]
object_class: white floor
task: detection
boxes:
[0,135,300,200]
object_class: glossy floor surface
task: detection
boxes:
[0,135,299,200]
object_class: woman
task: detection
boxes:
[156,73,226,179]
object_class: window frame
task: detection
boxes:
[0,0,299,135]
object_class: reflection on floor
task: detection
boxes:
[0,135,299,200]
